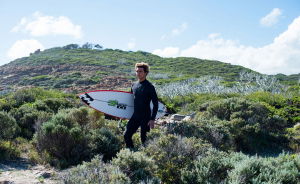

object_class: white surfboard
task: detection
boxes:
[79,90,167,119]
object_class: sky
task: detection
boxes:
[1,0,300,75]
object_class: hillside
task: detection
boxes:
[0,45,299,183]
[0,44,298,94]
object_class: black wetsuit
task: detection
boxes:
[124,79,158,148]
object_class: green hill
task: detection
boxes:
[0,44,298,93]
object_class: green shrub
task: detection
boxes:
[12,137,45,164]
[286,124,300,152]
[0,140,20,160]
[202,97,289,154]
[166,119,234,151]
[11,88,36,107]
[146,128,164,142]
[206,97,269,122]
[181,150,300,184]
[166,120,203,138]
[229,155,264,183]
[62,155,130,184]
[34,98,74,113]
[9,105,51,138]
[0,98,13,112]
[112,149,159,184]
[1,88,78,112]
[89,127,122,161]
[181,149,233,184]
[228,154,300,184]
[246,92,300,126]
[144,134,211,184]
[0,111,19,140]
[283,96,300,125]
[68,106,91,129]
[245,91,285,108]
[36,109,89,168]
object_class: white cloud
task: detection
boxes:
[152,16,300,75]
[12,11,83,39]
[7,40,44,60]
[161,22,188,40]
[127,39,136,50]
[152,47,180,57]
[260,8,282,27]
[171,23,188,36]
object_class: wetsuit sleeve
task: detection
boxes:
[150,85,158,120]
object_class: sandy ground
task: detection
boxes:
[0,159,61,184]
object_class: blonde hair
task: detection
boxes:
[135,62,150,73]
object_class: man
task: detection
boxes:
[124,62,158,149]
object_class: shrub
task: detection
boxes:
[144,134,211,184]
[286,124,300,152]
[89,127,122,161]
[0,111,19,140]
[283,96,300,125]
[62,155,130,184]
[146,128,164,142]
[203,97,289,154]
[246,92,300,126]
[34,98,74,113]
[112,149,159,184]
[68,106,90,128]
[0,98,13,112]
[11,88,36,107]
[9,105,51,139]
[181,150,300,184]
[245,91,285,108]
[206,97,269,122]
[36,109,89,168]
[166,119,234,151]
[9,105,37,138]
[0,140,20,160]
[228,153,300,184]
[166,120,203,138]
[181,149,233,184]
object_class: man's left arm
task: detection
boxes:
[148,85,158,128]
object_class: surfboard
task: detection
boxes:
[79,90,167,119]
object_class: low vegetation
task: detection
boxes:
[0,83,299,183]
[0,44,299,183]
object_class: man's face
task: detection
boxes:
[135,67,147,80]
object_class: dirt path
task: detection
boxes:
[0,159,61,184]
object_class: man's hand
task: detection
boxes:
[148,120,155,129]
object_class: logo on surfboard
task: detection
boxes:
[108,100,127,110]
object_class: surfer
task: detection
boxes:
[124,62,158,149]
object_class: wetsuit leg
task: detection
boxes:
[124,117,140,148]
[140,119,150,144]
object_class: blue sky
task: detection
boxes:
[1,0,300,75]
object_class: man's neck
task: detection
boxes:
[138,78,146,82]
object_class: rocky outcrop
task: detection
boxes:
[0,64,133,93]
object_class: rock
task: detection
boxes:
[39,172,52,178]
[0,181,15,184]
[170,114,186,121]
[169,112,196,122]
